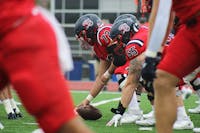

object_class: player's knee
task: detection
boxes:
[154,70,178,95]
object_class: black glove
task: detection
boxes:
[141,52,162,90]
[141,54,161,82]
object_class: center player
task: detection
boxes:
[74,14,143,123]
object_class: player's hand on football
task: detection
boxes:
[106,114,122,127]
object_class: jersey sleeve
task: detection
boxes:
[124,29,147,60]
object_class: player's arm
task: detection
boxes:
[89,59,113,97]
[80,59,111,106]
[146,0,173,57]
[141,0,174,81]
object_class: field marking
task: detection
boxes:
[71,90,121,106]
[71,90,121,95]
[91,97,121,107]
[23,122,38,125]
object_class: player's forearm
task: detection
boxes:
[90,76,107,98]
[88,70,113,102]
[146,0,172,57]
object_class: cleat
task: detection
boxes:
[120,110,143,124]
[143,110,154,119]
[7,113,17,120]
[13,109,23,118]
[32,128,45,133]
[136,116,155,126]
[0,122,4,130]
[188,104,200,114]
[193,128,200,133]
[15,113,23,118]
[181,86,193,100]
[195,100,200,104]
[173,116,194,130]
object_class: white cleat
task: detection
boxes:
[181,86,193,100]
[0,122,4,130]
[193,128,200,133]
[135,117,155,126]
[173,117,194,130]
[143,110,154,119]
[32,128,44,133]
[120,110,143,124]
[195,100,200,104]
[188,104,200,114]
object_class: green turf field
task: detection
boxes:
[0,90,199,133]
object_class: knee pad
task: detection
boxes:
[147,93,154,102]
[116,74,127,89]
[190,78,200,91]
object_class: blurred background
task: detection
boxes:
[37,0,150,81]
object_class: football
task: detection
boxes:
[76,104,102,120]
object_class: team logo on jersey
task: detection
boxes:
[126,46,138,58]
[82,18,93,30]
[118,23,130,34]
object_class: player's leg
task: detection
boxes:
[155,23,200,133]
[173,93,194,130]
[115,74,142,124]
[121,54,144,108]
[6,84,22,118]
[0,8,93,133]
[154,70,178,133]
[0,86,16,119]
[135,98,156,126]
[188,75,200,113]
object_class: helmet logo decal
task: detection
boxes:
[82,18,94,30]
[118,23,130,34]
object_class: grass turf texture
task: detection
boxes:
[0,90,199,133]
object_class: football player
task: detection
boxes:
[106,16,195,129]
[136,21,194,130]
[141,0,200,132]
[106,18,149,127]
[0,1,93,133]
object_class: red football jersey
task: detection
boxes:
[172,0,200,23]
[124,24,148,60]
[114,60,130,75]
[0,0,35,35]
[93,24,112,61]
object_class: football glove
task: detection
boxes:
[141,53,162,82]
[106,114,122,127]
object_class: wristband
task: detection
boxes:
[145,50,157,58]
[103,70,112,79]
[86,94,94,101]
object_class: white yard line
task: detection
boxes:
[91,97,121,107]
[23,122,38,125]
[71,90,121,95]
